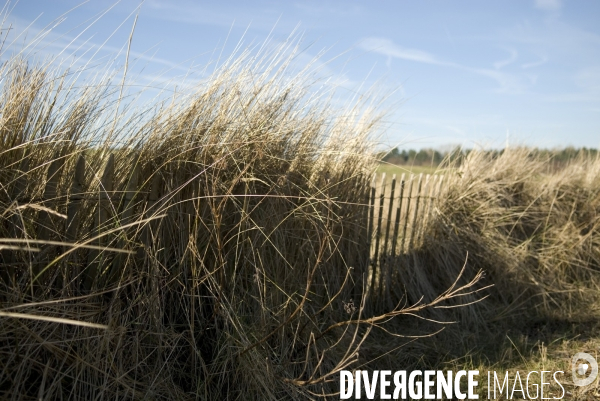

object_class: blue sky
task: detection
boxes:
[4,0,600,150]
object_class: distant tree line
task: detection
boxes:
[382,148,445,166]
[381,146,599,167]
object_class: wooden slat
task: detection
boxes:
[390,173,405,257]
[380,174,396,305]
[407,173,424,251]
[13,152,30,200]
[143,171,162,328]
[35,156,65,242]
[399,175,415,254]
[140,172,162,262]
[352,174,371,302]
[365,173,377,299]
[107,157,140,286]
[361,175,372,296]
[381,174,396,263]
[84,154,115,291]
[65,155,86,291]
[33,154,65,283]
[3,152,30,286]
[389,173,405,300]
[66,155,86,242]
[371,173,386,297]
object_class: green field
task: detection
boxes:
[376,163,453,177]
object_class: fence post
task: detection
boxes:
[84,154,114,291]
[400,175,415,254]
[34,154,65,286]
[390,173,405,257]
[107,156,140,286]
[66,154,86,291]
[365,173,377,304]
[143,173,161,247]
[143,172,162,331]
[380,174,396,306]
[407,173,424,251]
[370,173,386,304]
[3,152,30,286]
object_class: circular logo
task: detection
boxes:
[572,352,598,387]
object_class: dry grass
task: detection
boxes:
[382,148,600,399]
[0,36,488,399]
[0,17,599,400]
[436,148,600,321]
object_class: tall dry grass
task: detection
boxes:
[395,148,600,351]
[2,18,598,400]
[0,38,486,398]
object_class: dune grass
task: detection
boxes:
[0,41,489,399]
[399,148,600,399]
[0,20,599,400]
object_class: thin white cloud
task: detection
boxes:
[359,37,530,94]
[493,48,518,69]
[534,0,562,12]
[522,56,548,69]
[358,37,443,65]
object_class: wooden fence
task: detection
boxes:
[364,172,445,302]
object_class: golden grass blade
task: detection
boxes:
[0,311,108,329]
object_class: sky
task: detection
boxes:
[3,0,600,150]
